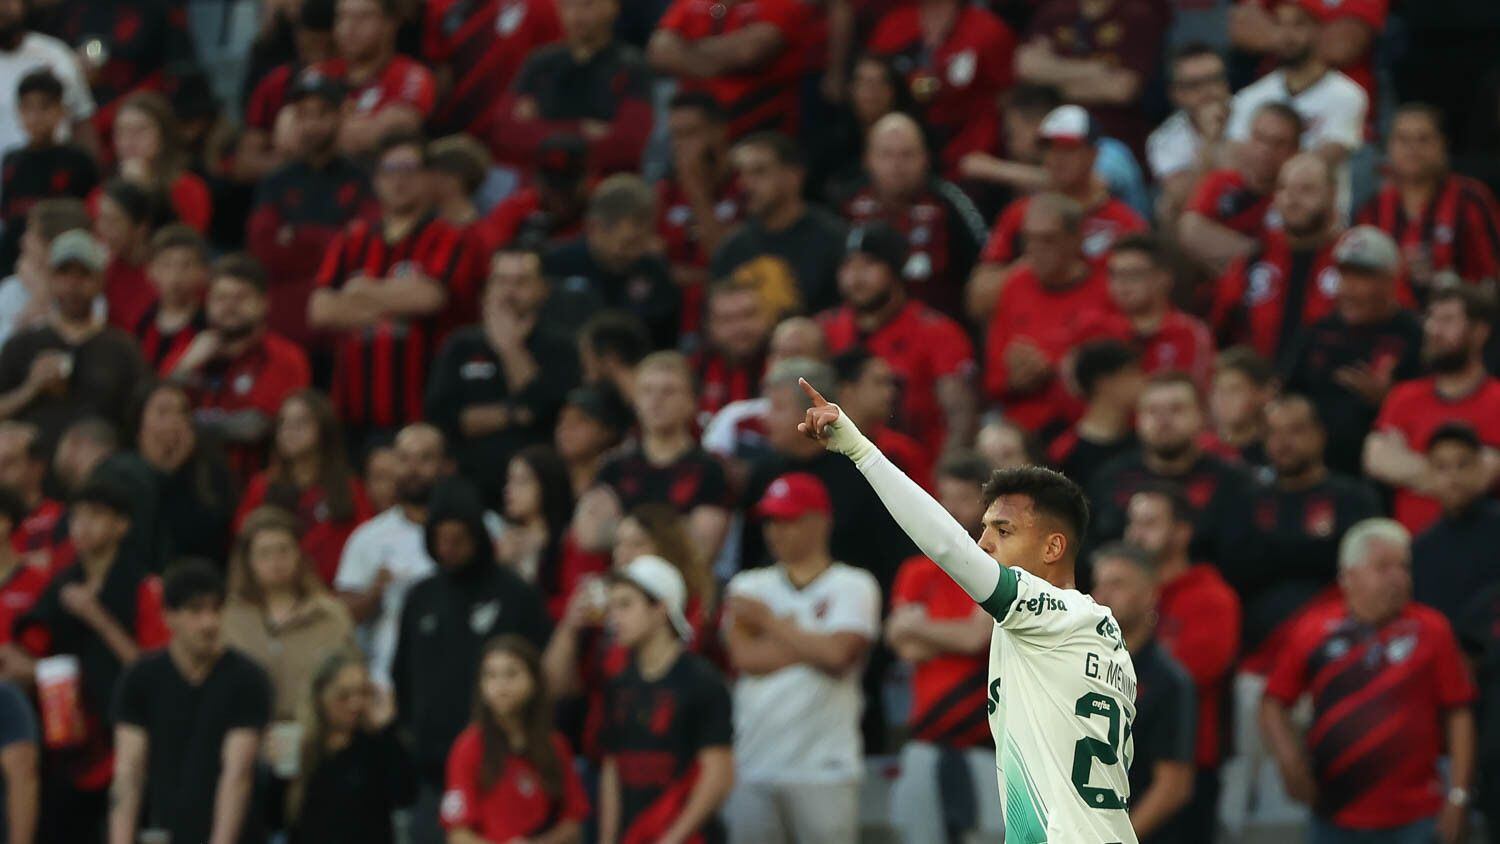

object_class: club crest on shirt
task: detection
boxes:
[903,252,931,281]
[1247,262,1281,305]
[1386,634,1416,664]
[947,50,977,87]
[356,86,382,113]
[460,359,498,381]
[1317,267,1342,298]
[233,373,254,395]
[439,789,466,822]
[470,600,500,634]
[1434,224,1454,245]
[1304,498,1336,537]
[497,2,526,35]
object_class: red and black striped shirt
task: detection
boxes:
[133,304,204,376]
[423,0,561,135]
[892,555,991,748]
[1358,174,1500,293]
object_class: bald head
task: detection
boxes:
[768,317,826,366]
[867,112,929,199]
[1274,153,1335,238]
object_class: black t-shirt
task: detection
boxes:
[542,239,681,349]
[597,445,730,515]
[516,41,651,121]
[113,649,273,844]
[1456,584,1500,791]
[289,726,417,844]
[602,652,732,844]
[1412,499,1500,629]
[1047,428,1137,492]
[0,323,147,449]
[1126,639,1197,844]
[0,144,98,274]
[710,207,848,314]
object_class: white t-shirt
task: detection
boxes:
[726,562,880,786]
[0,33,96,157]
[1226,69,1367,153]
[0,275,31,347]
[1146,110,1201,181]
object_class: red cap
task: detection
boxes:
[756,473,832,521]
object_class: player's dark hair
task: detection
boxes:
[1110,234,1167,268]
[1214,346,1276,387]
[1393,101,1446,140]
[1253,101,1305,138]
[162,558,227,610]
[1427,421,1482,454]
[668,90,727,124]
[981,466,1090,553]
[1074,340,1139,400]
[1428,282,1497,327]
[1130,480,1195,525]
[1006,84,1063,118]
[735,130,803,169]
[1090,541,1155,578]
[581,311,652,366]
[149,223,210,263]
[17,68,64,102]
[211,252,269,295]
[937,449,993,487]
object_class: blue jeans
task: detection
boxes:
[1310,817,1437,844]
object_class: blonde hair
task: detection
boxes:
[1338,518,1410,571]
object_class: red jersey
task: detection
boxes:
[691,349,764,421]
[982,263,1111,431]
[891,556,990,748]
[980,194,1147,266]
[88,172,212,235]
[103,256,155,333]
[1373,376,1500,533]
[424,0,561,135]
[1157,563,1241,769]
[245,63,300,132]
[875,426,933,491]
[1074,307,1216,389]
[133,305,204,376]
[308,56,437,120]
[441,727,589,839]
[820,300,975,447]
[1186,168,1277,238]
[474,186,585,256]
[658,178,744,338]
[657,0,808,138]
[234,475,373,585]
[867,5,1017,178]
[1309,0,1387,128]
[1210,231,1341,360]
[1357,174,1500,289]
[0,563,50,646]
[12,498,68,569]
[1265,600,1474,829]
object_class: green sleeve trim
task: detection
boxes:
[979,567,1019,621]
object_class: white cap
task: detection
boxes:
[1039,104,1096,147]
[613,555,693,641]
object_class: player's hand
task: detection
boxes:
[797,377,841,440]
[797,378,876,461]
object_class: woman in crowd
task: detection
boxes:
[441,636,588,844]
[814,53,918,201]
[496,445,577,612]
[134,381,237,561]
[287,651,416,844]
[107,91,213,232]
[236,390,373,584]
[95,178,171,331]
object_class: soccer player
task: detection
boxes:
[796,378,1138,842]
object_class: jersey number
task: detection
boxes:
[1070,692,1129,810]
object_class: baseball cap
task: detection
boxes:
[285,70,347,107]
[563,385,633,436]
[1039,105,1098,148]
[536,134,588,188]
[1333,225,1401,274]
[49,229,107,273]
[844,222,907,278]
[756,472,832,521]
[612,555,694,641]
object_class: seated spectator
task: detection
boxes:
[422,0,559,137]
[647,0,807,138]
[1411,423,1500,627]
[0,198,91,347]
[235,390,372,585]
[490,0,651,174]
[885,452,1002,843]
[135,224,207,375]
[0,229,146,441]
[94,179,168,333]
[1358,103,1500,294]
[1211,154,1345,359]
[599,555,734,843]
[308,131,484,441]
[109,561,272,844]
[982,193,1111,434]
[315,0,436,157]
[496,446,575,597]
[0,485,47,656]
[424,134,489,230]
[101,92,211,233]
[831,348,933,490]
[427,247,580,504]
[286,651,415,844]
[1366,285,1500,533]
[1047,340,1143,489]
[0,2,96,161]
[1282,226,1424,473]
[578,310,651,400]
[1260,519,1476,844]
[1089,544,1196,844]
[0,421,67,570]
[1178,102,1302,271]
[712,132,848,315]
[441,637,588,844]
[554,385,631,497]
[1207,346,1276,466]
[541,174,681,349]
[693,281,772,423]
[237,0,339,183]
[836,113,988,319]
[0,69,97,276]
[821,222,976,449]
[132,382,237,562]
[51,0,193,142]
[474,134,590,256]
[866,0,1016,179]
[658,93,744,327]
[1147,44,1232,219]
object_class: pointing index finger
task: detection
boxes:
[798,377,828,407]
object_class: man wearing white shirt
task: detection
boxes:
[0,0,95,159]
[722,472,880,844]
[1147,44,1232,219]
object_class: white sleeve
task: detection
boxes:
[333,527,376,591]
[1313,85,1368,152]
[1225,95,1255,144]
[823,570,881,639]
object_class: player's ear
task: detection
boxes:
[1042,531,1067,566]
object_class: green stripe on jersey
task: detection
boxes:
[1001,739,1049,843]
[980,566,1019,621]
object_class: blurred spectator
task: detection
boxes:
[50,0,194,143]
[238,0,339,182]
[1178,102,1302,271]
[134,224,206,374]
[316,0,436,157]
[0,69,97,276]
[1281,226,1423,473]
[831,348,932,490]
[659,93,743,322]
[974,416,1038,470]
[285,651,414,844]
[1358,103,1500,294]
[0,197,89,351]
[542,173,681,348]
[1047,340,1143,488]
[424,134,488,230]
[103,92,211,233]
[0,485,45,652]
[1207,347,1276,466]
[554,384,631,496]
[475,133,590,256]
[1211,154,1343,359]
[0,0,96,159]
[490,0,652,175]
[393,477,550,843]
[1089,544,1196,844]
[865,0,1016,179]
[309,131,484,441]
[235,389,372,585]
[724,473,878,844]
[1366,285,1500,534]
[0,421,66,571]
[50,417,164,568]
[110,561,271,844]
[836,113,988,319]
[1148,44,1232,218]
[496,446,574,597]
[132,382,236,562]
[440,637,588,844]
[1260,519,1477,844]
[700,316,828,465]
[94,179,168,333]
[712,132,848,315]
[1125,483,1241,841]
[599,554,734,844]
[693,280,771,422]
[647,0,807,138]
[0,229,147,441]
[981,192,1110,433]
[363,443,399,513]
[0,675,36,844]
[1411,423,1500,626]
[885,452,1002,843]
[578,309,651,399]
[810,54,918,199]
[427,247,581,505]
[423,0,560,137]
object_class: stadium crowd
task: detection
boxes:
[0,0,1496,841]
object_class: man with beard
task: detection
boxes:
[1367,284,1500,533]
[692,280,772,422]
[1147,44,1232,221]
[312,0,436,156]
[819,223,976,451]
[0,0,96,158]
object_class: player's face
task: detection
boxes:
[867,126,927,199]
[1089,557,1155,634]
[478,650,535,721]
[977,494,1064,576]
[607,582,660,648]
[1388,113,1446,180]
[1137,383,1203,458]
[1340,539,1411,624]
[936,476,986,536]
[1429,441,1486,513]
[1106,250,1163,316]
[632,367,695,435]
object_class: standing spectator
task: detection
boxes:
[711,132,848,315]
[0,0,96,159]
[475,134,590,256]
[315,0,436,157]
[1282,226,1424,473]
[422,0,560,137]
[598,555,734,844]
[808,54,916,202]
[0,69,97,276]
[658,93,743,326]
[866,0,1017,179]
[285,651,415,844]
[134,224,206,375]
[1260,519,1477,844]
[103,92,211,233]
[554,385,631,497]
[0,198,90,346]
[131,382,237,563]
[237,0,339,183]
[440,637,589,844]
[885,453,1002,844]
[0,484,47,652]
[1147,44,1232,218]
[50,0,194,143]
[647,0,807,138]
[93,178,165,333]
[109,561,271,844]
[1411,423,1500,626]
[489,0,652,175]
[692,281,771,422]
[1047,340,1143,489]
[424,135,489,231]
[1366,285,1500,534]
[427,247,581,506]
[1207,347,1276,466]
[495,446,575,602]
[831,348,933,490]
[835,113,989,319]
[235,390,372,585]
